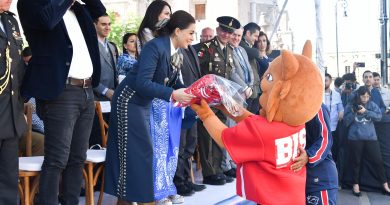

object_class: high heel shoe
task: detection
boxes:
[352,189,362,197]
[382,189,390,196]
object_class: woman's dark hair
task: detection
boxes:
[342,73,356,82]
[254,31,271,53]
[122,33,138,57]
[334,77,344,88]
[157,10,195,36]
[354,85,371,104]
[137,0,171,45]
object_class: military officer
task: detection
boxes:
[195,16,240,185]
[0,1,27,203]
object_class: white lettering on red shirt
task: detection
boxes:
[275,128,306,168]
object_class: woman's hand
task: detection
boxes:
[244,87,253,99]
[172,88,195,105]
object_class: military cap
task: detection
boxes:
[216,16,240,33]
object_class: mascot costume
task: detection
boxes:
[191,41,324,205]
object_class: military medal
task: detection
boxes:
[214,53,221,62]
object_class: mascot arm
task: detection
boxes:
[305,106,333,167]
[203,116,227,148]
[191,99,228,148]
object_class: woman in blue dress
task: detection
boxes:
[117,33,138,83]
[104,10,196,205]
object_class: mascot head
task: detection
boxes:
[259,41,323,126]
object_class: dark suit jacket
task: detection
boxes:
[180,45,201,87]
[180,45,201,129]
[0,12,27,139]
[17,0,106,100]
[125,35,184,106]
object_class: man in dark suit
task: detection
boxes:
[174,45,206,196]
[0,1,26,203]
[17,0,105,204]
[240,22,261,114]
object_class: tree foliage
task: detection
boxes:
[107,11,142,53]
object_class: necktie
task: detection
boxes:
[235,48,250,83]
[171,52,183,70]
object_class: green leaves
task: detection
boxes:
[107,11,142,53]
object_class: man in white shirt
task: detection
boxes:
[17,0,106,204]
[324,73,343,163]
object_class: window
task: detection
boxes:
[195,4,205,20]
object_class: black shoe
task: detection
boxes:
[223,168,236,178]
[352,189,361,197]
[203,175,226,185]
[219,174,234,183]
[382,189,390,196]
[176,183,195,196]
[224,175,234,183]
[185,181,206,192]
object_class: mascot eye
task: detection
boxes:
[266,73,273,81]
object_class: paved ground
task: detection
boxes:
[78,165,390,205]
[79,185,390,205]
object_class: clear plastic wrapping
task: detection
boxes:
[177,74,247,116]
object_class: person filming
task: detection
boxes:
[344,86,390,196]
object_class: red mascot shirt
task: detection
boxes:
[222,115,307,205]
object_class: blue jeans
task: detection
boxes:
[37,85,95,205]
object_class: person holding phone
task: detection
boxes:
[344,86,390,196]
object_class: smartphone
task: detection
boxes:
[355,62,365,67]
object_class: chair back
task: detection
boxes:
[23,103,33,157]
[95,101,109,147]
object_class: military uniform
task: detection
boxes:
[0,11,26,204]
[197,36,234,79]
[195,16,240,183]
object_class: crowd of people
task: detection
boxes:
[1,0,390,204]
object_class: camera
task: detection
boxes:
[345,82,355,90]
[353,104,362,112]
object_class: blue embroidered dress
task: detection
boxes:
[150,99,182,200]
[117,53,137,76]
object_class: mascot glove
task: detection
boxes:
[190,99,216,121]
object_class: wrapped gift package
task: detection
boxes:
[177,74,246,116]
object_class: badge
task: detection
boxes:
[198,51,204,58]
[214,53,221,62]
[208,47,213,54]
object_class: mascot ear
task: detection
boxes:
[265,81,283,122]
[302,40,312,59]
[281,50,299,81]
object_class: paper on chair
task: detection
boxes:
[100,101,111,113]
